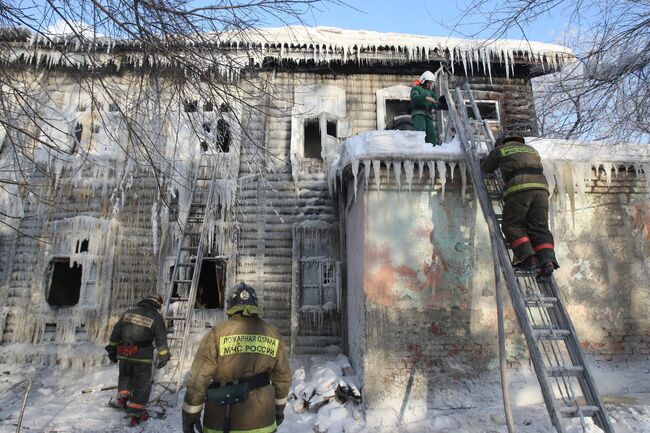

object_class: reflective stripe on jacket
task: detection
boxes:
[109,304,169,363]
[184,314,292,433]
[480,140,549,198]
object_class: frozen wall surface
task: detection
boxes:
[336,131,650,420]
[9,26,573,82]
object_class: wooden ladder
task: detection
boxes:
[443,81,615,433]
[158,152,221,406]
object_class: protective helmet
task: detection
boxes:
[140,294,163,309]
[226,282,261,316]
[494,132,525,147]
[419,70,436,84]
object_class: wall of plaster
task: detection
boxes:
[352,164,650,418]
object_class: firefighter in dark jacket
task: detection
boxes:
[411,70,442,145]
[105,294,170,426]
[481,133,560,278]
[182,282,292,433]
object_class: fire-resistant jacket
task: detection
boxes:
[183,314,292,433]
[108,303,169,364]
[481,140,549,198]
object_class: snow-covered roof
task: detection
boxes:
[1,26,572,77]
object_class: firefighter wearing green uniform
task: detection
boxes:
[411,70,442,145]
[481,133,559,279]
[182,282,292,433]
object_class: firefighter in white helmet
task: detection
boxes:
[411,70,442,145]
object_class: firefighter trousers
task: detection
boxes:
[118,360,153,410]
[411,113,438,145]
[502,189,557,264]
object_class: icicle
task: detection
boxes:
[436,160,447,199]
[403,160,414,192]
[460,161,467,202]
[417,160,423,181]
[351,158,360,201]
[393,161,402,192]
[449,161,456,181]
[427,160,436,187]
[372,159,381,192]
[364,160,371,190]
[602,162,613,186]
[385,160,391,187]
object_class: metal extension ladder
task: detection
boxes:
[443,82,614,433]
[159,152,220,406]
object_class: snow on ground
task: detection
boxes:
[0,355,648,433]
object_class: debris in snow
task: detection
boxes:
[288,355,364,432]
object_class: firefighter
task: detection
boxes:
[480,132,560,279]
[182,282,292,433]
[411,70,442,145]
[105,294,170,426]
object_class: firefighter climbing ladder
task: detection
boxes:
[159,152,220,407]
[443,82,614,433]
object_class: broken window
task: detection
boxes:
[195,258,227,309]
[70,122,83,153]
[46,258,82,307]
[204,101,214,112]
[300,258,338,308]
[465,100,500,122]
[304,118,336,160]
[184,100,198,113]
[76,239,89,253]
[384,99,412,127]
[215,119,230,153]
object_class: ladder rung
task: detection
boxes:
[196,177,212,180]
[165,316,187,321]
[546,365,585,377]
[180,247,197,251]
[559,405,600,417]
[525,296,558,307]
[175,263,194,267]
[173,280,192,284]
[532,328,571,340]
[167,336,185,340]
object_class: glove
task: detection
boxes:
[104,344,118,363]
[182,410,203,433]
[156,352,170,369]
[275,404,286,427]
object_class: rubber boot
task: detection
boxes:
[129,409,149,427]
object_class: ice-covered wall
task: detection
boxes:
[335,131,650,420]
[0,68,242,365]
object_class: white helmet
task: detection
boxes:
[419,70,436,84]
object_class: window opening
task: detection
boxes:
[108,102,119,112]
[195,259,227,309]
[47,258,82,307]
[75,239,89,253]
[204,101,214,112]
[300,258,337,308]
[464,100,500,121]
[385,99,412,127]
[184,100,198,113]
[70,122,83,153]
[92,124,100,134]
[303,119,322,159]
[216,119,230,153]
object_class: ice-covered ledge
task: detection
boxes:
[329,130,650,200]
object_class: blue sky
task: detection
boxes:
[295,1,570,44]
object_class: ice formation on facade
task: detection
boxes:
[329,131,650,216]
[4,26,573,83]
